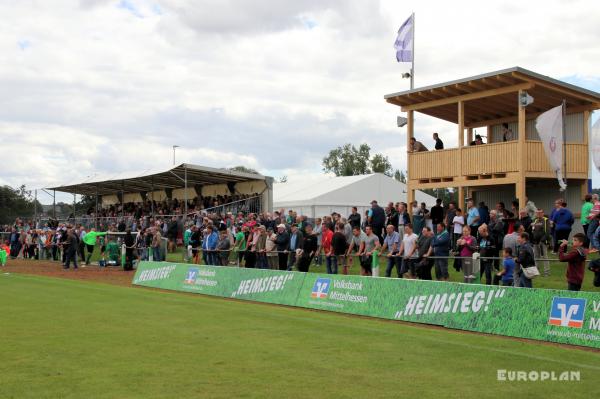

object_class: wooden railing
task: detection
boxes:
[462,141,519,175]
[408,148,459,180]
[407,141,588,181]
[526,142,588,174]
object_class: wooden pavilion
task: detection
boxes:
[385,67,600,214]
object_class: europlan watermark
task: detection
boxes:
[497,370,581,382]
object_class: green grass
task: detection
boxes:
[1,274,599,398]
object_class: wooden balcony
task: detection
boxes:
[408,141,588,186]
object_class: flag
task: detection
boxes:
[394,14,413,62]
[592,118,600,172]
[535,104,566,190]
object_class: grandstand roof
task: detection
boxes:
[47,163,268,196]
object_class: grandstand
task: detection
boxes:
[46,163,274,226]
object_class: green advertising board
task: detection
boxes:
[132,262,305,306]
[132,262,600,349]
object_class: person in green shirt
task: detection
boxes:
[106,239,120,266]
[581,194,593,238]
[0,248,7,266]
[99,235,106,258]
[183,225,192,262]
[233,225,248,267]
[83,228,108,265]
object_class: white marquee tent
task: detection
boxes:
[273,173,437,218]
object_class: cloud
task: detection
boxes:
[1,0,600,205]
[158,0,344,34]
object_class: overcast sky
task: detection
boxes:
[2,0,600,204]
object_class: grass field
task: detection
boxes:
[1,272,599,398]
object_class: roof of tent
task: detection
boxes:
[47,163,268,196]
[273,173,437,208]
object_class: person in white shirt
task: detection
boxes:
[38,231,47,260]
[452,208,465,250]
[265,228,278,269]
[398,225,419,278]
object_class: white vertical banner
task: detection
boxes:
[535,104,567,190]
[592,118,600,173]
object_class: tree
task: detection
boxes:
[394,169,407,183]
[322,143,371,176]
[79,194,98,214]
[0,185,42,225]
[278,175,288,183]
[228,166,259,174]
[422,188,456,206]
[322,143,394,177]
[371,154,393,176]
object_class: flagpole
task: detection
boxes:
[562,99,567,191]
[410,12,415,90]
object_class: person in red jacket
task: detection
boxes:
[558,233,586,291]
[321,223,334,274]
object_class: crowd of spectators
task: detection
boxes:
[4,192,600,291]
[97,193,259,221]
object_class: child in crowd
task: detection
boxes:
[496,247,515,286]
[558,233,586,291]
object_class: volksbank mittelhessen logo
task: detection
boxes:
[548,297,586,328]
[311,278,330,299]
[184,267,199,284]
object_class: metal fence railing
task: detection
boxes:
[0,231,168,266]
[9,196,263,232]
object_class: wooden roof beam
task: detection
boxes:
[530,87,586,108]
[512,71,600,103]
[473,96,517,115]
[480,77,503,89]
[442,86,465,96]
[495,74,521,85]
[385,97,405,106]
[485,96,520,111]
[401,82,534,112]
[466,103,600,128]
[467,80,495,91]
[464,102,511,120]
[418,106,459,122]
[412,91,439,101]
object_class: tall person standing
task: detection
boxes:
[273,224,290,271]
[551,200,574,253]
[369,200,386,244]
[430,198,444,232]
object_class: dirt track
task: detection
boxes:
[2,258,134,286]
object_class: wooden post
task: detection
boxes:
[584,110,590,145]
[583,110,591,199]
[458,100,464,177]
[406,110,414,149]
[406,110,415,212]
[487,125,492,143]
[516,90,527,206]
[467,127,473,144]
[458,101,464,148]
[458,101,465,208]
